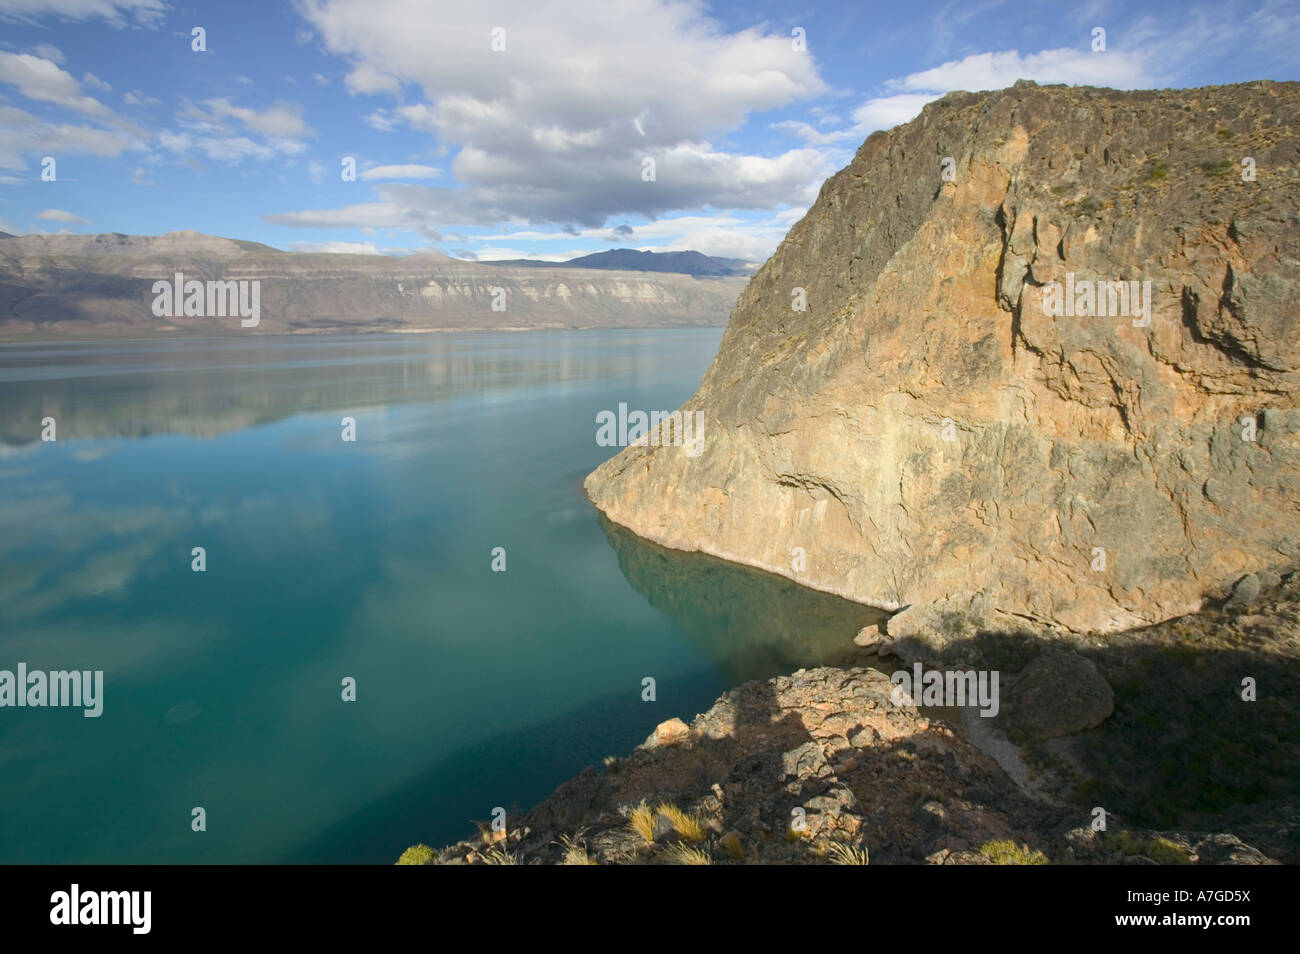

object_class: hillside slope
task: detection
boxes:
[0,232,744,339]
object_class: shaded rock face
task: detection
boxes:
[586,81,1300,634]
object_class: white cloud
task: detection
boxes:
[200,98,314,140]
[365,108,397,132]
[267,140,830,232]
[344,63,401,96]
[358,163,440,180]
[791,43,1161,151]
[160,98,315,163]
[0,51,113,117]
[0,104,143,170]
[888,47,1154,95]
[30,43,63,64]
[82,71,111,93]
[465,246,589,262]
[0,0,165,25]
[276,0,828,229]
[849,93,946,135]
[769,119,857,147]
[289,240,387,255]
[157,131,278,163]
[36,208,90,223]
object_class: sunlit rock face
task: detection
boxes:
[587,80,1300,635]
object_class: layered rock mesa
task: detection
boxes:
[587,81,1300,635]
[0,231,744,339]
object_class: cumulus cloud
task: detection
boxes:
[269,141,829,231]
[0,51,113,117]
[271,0,828,231]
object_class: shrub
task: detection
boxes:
[826,842,870,865]
[628,801,656,844]
[979,840,1049,865]
[719,832,744,860]
[662,843,712,865]
[396,844,435,865]
[656,802,706,843]
[558,834,595,866]
[1111,831,1193,865]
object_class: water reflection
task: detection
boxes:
[599,515,888,684]
[0,331,704,445]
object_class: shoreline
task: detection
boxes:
[0,323,729,346]
[406,557,1300,865]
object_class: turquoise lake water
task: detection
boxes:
[0,330,884,863]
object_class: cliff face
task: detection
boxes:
[586,81,1300,634]
[0,232,744,338]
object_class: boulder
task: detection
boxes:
[1008,650,1114,738]
[648,717,692,748]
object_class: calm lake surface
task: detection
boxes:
[0,330,883,863]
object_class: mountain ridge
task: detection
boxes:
[0,230,745,339]
[486,247,755,276]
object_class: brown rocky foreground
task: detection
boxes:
[409,567,1297,865]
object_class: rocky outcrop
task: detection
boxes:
[0,231,744,339]
[585,81,1300,635]
[418,666,1284,865]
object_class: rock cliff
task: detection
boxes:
[586,81,1300,634]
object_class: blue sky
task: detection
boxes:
[1,0,1297,261]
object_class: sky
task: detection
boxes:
[0,0,1297,262]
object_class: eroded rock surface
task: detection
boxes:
[585,81,1300,634]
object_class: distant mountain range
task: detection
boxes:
[0,231,747,340]
[486,248,756,277]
